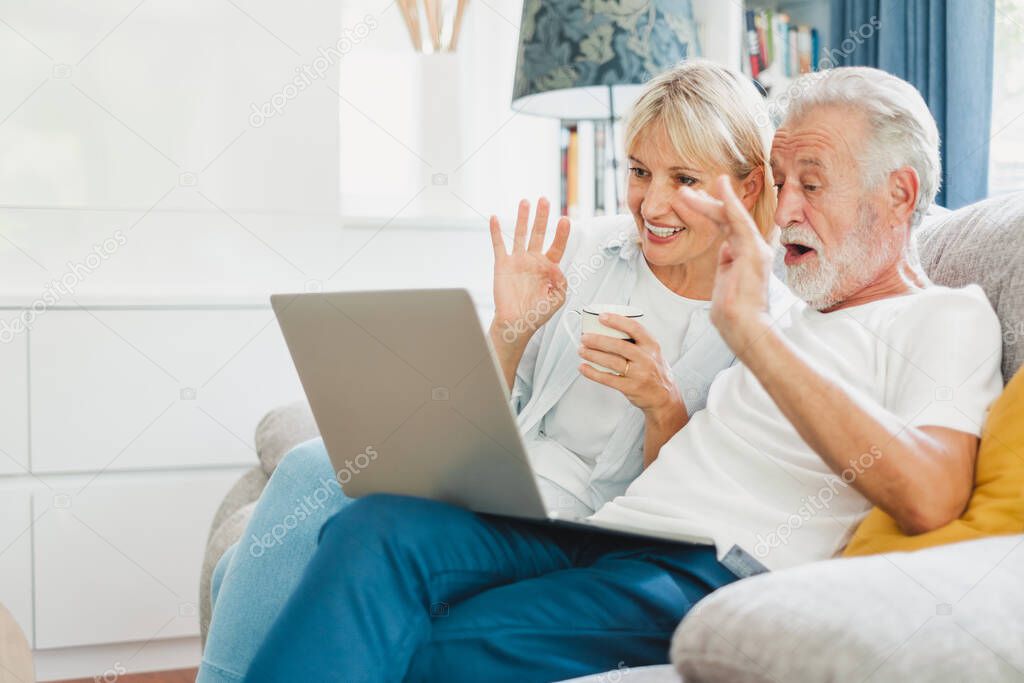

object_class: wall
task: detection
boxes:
[0,0,561,301]
[0,0,338,295]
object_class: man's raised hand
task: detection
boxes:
[673,175,774,359]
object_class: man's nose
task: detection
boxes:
[775,183,805,228]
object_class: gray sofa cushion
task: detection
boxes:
[254,399,319,476]
[917,192,1024,382]
[671,534,1024,683]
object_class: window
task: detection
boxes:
[990,0,1024,196]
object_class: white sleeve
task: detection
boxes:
[884,287,1003,436]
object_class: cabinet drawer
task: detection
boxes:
[32,469,242,648]
[0,313,28,475]
[30,308,304,473]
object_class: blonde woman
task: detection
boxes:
[201,60,792,683]
[492,60,784,514]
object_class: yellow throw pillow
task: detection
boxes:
[844,365,1024,557]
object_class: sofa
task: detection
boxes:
[199,191,1024,681]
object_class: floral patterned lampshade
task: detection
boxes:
[512,0,701,119]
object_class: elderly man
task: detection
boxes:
[244,67,1003,683]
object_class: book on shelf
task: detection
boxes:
[560,121,579,219]
[744,10,763,78]
[742,7,821,90]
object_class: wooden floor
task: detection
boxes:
[52,668,197,683]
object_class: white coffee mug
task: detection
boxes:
[563,303,644,374]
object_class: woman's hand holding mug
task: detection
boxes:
[488,197,571,390]
[578,313,688,467]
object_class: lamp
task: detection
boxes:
[512,0,701,213]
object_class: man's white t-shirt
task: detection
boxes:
[590,284,1004,571]
[533,257,712,511]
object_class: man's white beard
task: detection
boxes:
[784,204,896,311]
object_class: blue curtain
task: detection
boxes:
[830,0,995,208]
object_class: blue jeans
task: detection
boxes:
[199,438,350,683]
[200,438,596,682]
[243,494,739,683]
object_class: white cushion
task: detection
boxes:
[671,535,1024,682]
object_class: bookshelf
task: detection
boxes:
[748,0,831,42]
[743,0,832,92]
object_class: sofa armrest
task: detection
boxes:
[254,400,320,476]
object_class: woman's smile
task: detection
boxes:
[643,220,688,244]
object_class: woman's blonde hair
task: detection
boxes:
[624,59,776,238]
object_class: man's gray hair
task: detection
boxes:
[780,67,941,230]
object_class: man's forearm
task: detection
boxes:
[737,325,972,533]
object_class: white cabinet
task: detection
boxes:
[30,308,304,473]
[0,296,310,679]
[32,470,240,649]
[0,225,494,678]
[0,322,29,475]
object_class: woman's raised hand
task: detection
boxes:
[489,198,571,349]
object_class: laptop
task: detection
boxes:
[270,288,713,545]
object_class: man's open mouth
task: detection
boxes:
[783,242,817,266]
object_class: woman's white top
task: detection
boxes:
[538,257,711,509]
